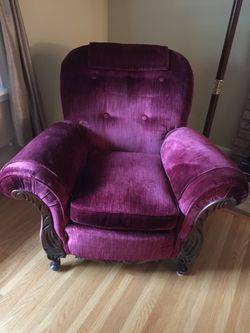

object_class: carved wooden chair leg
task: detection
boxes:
[176,197,237,276]
[176,221,204,276]
[11,190,66,271]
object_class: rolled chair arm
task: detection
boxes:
[161,127,248,241]
[0,121,88,249]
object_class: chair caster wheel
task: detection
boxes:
[176,270,187,277]
[50,259,61,271]
[176,261,188,276]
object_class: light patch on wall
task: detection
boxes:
[19,0,108,124]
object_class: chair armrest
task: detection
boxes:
[0,121,88,247]
[161,127,248,240]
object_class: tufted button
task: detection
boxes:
[103,112,110,119]
[159,77,165,83]
[141,114,148,121]
[91,74,97,80]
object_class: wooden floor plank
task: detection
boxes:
[1,196,250,333]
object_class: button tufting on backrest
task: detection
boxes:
[103,113,110,119]
[61,43,194,153]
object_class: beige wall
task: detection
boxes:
[19,0,108,124]
[108,0,250,149]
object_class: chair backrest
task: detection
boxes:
[61,42,193,153]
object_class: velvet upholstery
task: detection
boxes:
[88,42,170,71]
[0,42,248,265]
[0,122,88,247]
[161,127,249,243]
[66,223,175,261]
[71,151,179,231]
[61,43,193,153]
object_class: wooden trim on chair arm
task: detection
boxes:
[11,189,66,264]
[176,197,237,276]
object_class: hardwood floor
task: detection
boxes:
[1,195,250,333]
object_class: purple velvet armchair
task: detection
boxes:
[0,43,248,275]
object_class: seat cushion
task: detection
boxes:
[70,151,180,231]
